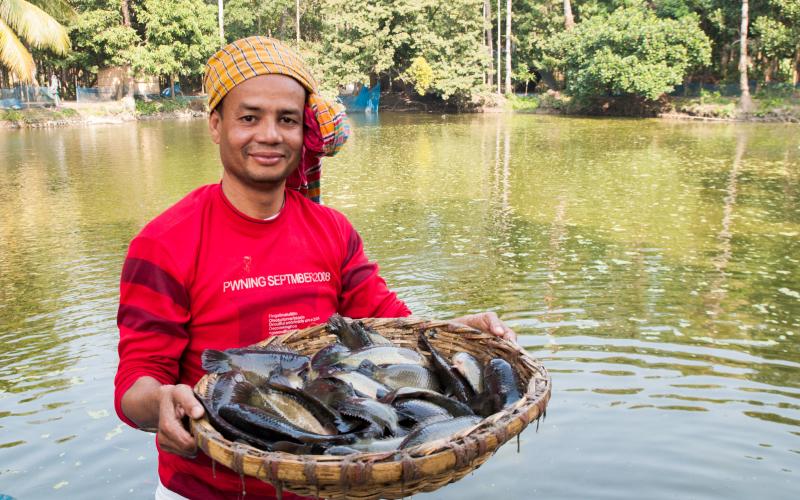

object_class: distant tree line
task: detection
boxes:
[1,0,798,105]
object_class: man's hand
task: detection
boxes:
[451,312,517,343]
[156,384,205,458]
[121,377,204,459]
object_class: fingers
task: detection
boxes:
[452,312,518,343]
[156,384,203,458]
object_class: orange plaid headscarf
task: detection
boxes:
[203,36,349,202]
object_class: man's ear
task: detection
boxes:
[208,110,221,145]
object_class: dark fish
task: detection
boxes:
[484,358,521,409]
[303,378,357,407]
[208,371,252,410]
[352,320,393,346]
[195,394,277,451]
[321,367,392,400]
[219,403,357,445]
[380,387,475,417]
[333,397,400,436]
[418,330,472,402]
[393,399,451,426]
[452,352,484,394]
[201,347,309,386]
[358,360,441,392]
[310,342,351,372]
[326,314,373,349]
[399,416,482,449]
[259,379,355,434]
[248,387,334,435]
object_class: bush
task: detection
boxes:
[547,6,711,101]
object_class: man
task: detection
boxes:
[114,37,515,500]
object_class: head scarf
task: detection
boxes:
[203,36,350,203]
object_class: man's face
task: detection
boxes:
[209,74,305,189]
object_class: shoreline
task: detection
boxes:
[1,96,797,129]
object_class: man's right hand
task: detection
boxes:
[121,377,205,459]
[156,384,205,458]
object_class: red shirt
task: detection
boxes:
[114,184,410,499]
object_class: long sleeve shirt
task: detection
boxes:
[114,183,410,499]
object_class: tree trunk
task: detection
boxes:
[170,74,175,98]
[296,0,301,45]
[485,0,493,89]
[739,0,753,112]
[505,0,511,94]
[218,0,225,44]
[793,46,800,86]
[121,0,131,26]
[496,0,501,94]
[563,0,574,30]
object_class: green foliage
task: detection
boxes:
[404,57,434,95]
[135,97,193,115]
[547,6,712,101]
[506,94,540,111]
[66,8,138,74]
[131,0,218,80]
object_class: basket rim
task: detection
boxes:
[191,316,551,491]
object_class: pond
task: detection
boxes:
[0,113,798,499]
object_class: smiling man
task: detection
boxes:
[114,37,515,500]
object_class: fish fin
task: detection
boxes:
[356,359,378,376]
[230,381,255,404]
[201,350,230,373]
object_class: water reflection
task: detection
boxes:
[0,115,799,498]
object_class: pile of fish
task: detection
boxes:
[197,315,522,455]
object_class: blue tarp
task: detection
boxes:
[340,83,380,113]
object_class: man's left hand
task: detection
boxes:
[451,312,517,343]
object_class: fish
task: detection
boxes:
[219,403,358,445]
[333,397,401,436]
[324,436,406,455]
[358,360,441,392]
[452,352,484,394]
[195,394,278,451]
[418,330,472,402]
[399,416,483,449]
[380,387,475,418]
[483,358,521,409]
[326,313,373,349]
[310,342,351,372]
[247,387,334,435]
[201,347,310,387]
[393,399,452,426]
[320,367,392,400]
[337,345,429,369]
[303,377,357,407]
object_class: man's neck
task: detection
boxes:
[221,173,286,219]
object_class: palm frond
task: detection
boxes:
[0,0,71,54]
[0,18,35,82]
[26,0,76,23]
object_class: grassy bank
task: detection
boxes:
[505,90,800,122]
[0,97,207,128]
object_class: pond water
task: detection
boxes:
[0,113,798,499]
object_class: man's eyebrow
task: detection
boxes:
[235,103,302,115]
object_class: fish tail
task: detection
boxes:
[201,349,231,373]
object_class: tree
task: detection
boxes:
[547,5,711,101]
[0,0,72,82]
[132,0,217,93]
[754,0,800,85]
[739,0,753,110]
[563,0,574,30]
[505,0,511,94]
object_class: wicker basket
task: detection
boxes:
[191,317,551,500]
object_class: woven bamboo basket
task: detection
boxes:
[191,317,551,500]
